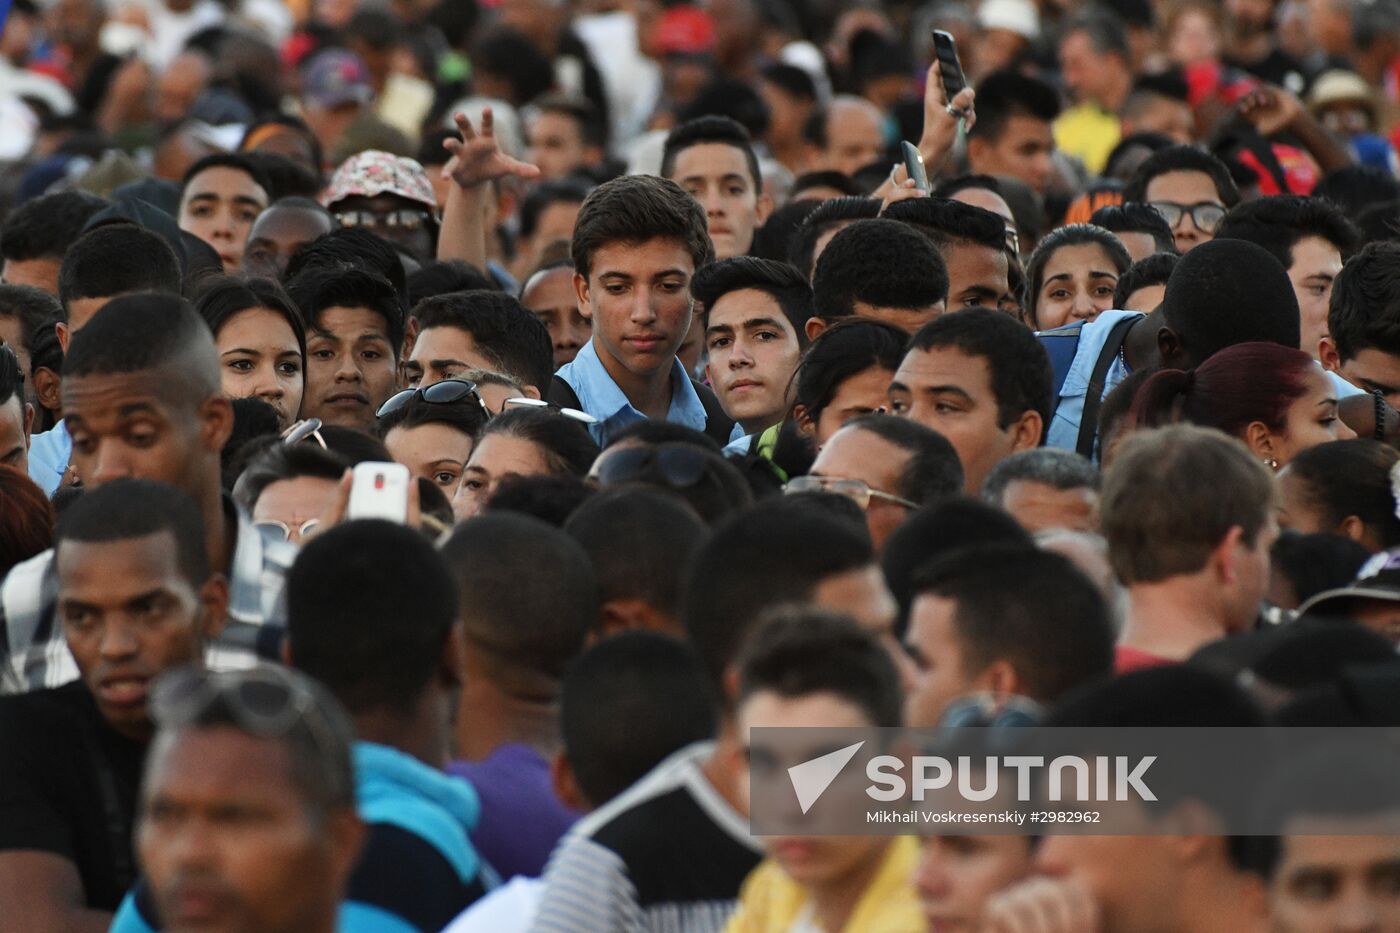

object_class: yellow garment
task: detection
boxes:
[1054,105,1122,175]
[723,836,924,933]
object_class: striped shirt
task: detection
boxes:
[0,497,293,694]
[529,741,762,933]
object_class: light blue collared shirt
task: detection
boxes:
[1041,310,1141,454]
[555,338,709,447]
[25,419,70,496]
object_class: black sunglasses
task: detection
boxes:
[377,378,492,420]
[596,444,713,489]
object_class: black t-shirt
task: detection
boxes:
[1223,48,1311,95]
[0,681,147,910]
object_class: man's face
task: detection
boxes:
[139,727,360,933]
[704,288,802,433]
[999,478,1099,533]
[823,102,885,176]
[64,372,222,490]
[0,314,32,400]
[519,200,582,272]
[304,306,398,431]
[759,80,813,147]
[889,346,1031,494]
[808,424,916,553]
[574,237,695,382]
[1032,831,1183,932]
[242,207,334,278]
[329,194,436,264]
[915,834,1035,931]
[1122,283,1167,314]
[524,266,591,368]
[1270,829,1400,933]
[528,111,592,180]
[1226,0,1273,35]
[945,241,1011,312]
[811,563,911,686]
[1059,31,1108,107]
[1288,236,1344,361]
[1,255,62,295]
[57,532,215,741]
[404,325,497,389]
[903,593,984,727]
[969,116,1055,193]
[1227,518,1277,632]
[0,395,30,474]
[1115,231,1160,264]
[671,142,767,259]
[1124,96,1194,144]
[1143,170,1225,253]
[1332,349,1400,411]
[178,166,270,273]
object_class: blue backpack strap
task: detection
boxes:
[1037,322,1087,407]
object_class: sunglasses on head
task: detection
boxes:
[596,444,713,489]
[377,379,493,420]
[783,475,919,511]
[281,418,327,449]
[502,396,599,425]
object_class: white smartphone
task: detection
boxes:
[347,461,411,523]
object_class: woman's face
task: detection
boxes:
[1270,365,1352,467]
[216,308,304,429]
[1034,243,1121,330]
[385,422,475,497]
[452,432,553,520]
[807,366,895,450]
[252,475,339,545]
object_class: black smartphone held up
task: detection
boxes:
[931,29,968,101]
[901,141,930,193]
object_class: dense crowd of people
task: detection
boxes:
[5,0,1400,929]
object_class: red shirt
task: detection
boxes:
[1114,645,1174,674]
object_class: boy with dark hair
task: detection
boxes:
[406,290,554,395]
[2,295,294,693]
[563,487,708,637]
[788,196,881,280]
[800,413,965,551]
[0,346,31,476]
[441,513,599,880]
[514,180,589,281]
[0,190,107,295]
[891,307,1052,493]
[904,543,1114,726]
[662,115,772,259]
[882,198,1012,312]
[526,94,606,181]
[1325,242,1400,408]
[286,265,404,432]
[1122,145,1240,253]
[691,257,809,437]
[729,609,921,931]
[177,153,273,273]
[0,479,226,928]
[553,174,735,446]
[810,218,949,338]
[965,70,1062,194]
[285,519,490,929]
[1089,202,1176,261]
[0,284,61,401]
[1112,251,1177,311]
[1215,195,1361,360]
[240,197,335,278]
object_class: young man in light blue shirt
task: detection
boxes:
[549,175,735,447]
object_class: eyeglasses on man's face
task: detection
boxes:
[783,475,919,511]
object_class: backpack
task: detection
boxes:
[1038,315,1138,459]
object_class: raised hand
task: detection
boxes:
[1237,84,1303,137]
[441,108,541,190]
[918,62,977,170]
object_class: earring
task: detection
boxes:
[1264,457,1279,470]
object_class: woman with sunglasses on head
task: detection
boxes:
[1023,224,1133,331]
[377,380,492,496]
[792,319,909,451]
[453,407,600,520]
[195,276,307,431]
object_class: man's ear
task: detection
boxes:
[401,316,420,364]
[1212,525,1247,584]
[755,192,774,225]
[551,752,591,813]
[792,403,815,438]
[22,402,33,443]
[200,394,235,452]
[804,316,827,342]
[440,625,466,690]
[1339,514,1367,544]
[966,137,989,170]
[1010,410,1043,451]
[34,367,61,415]
[55,321,70,355]
[573,272,593,321]
[198,573,231,643]
[521,383,543,400]
[1156,325,1184,369]
[976,658,1023,699]
[1318,335,1342,372]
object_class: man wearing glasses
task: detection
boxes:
[1122,146,1241,254]
[789,415,964,552]
[323,150,441,265]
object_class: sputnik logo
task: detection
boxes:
[787,741,865,814]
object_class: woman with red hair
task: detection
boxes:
[1128,342,1353,469]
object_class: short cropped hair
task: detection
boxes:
[738,607,903,727]
[1161,237,1301,363]
[1,190,107,263]
[287,519,459,716]
[0,284,61,358]
[691,257,812,349]
[571,175,713,281]
[882,197,1007,252]
[662,115,762,189]
[1284,440,1400,550]
[441,512,599,682]
[1214,195,1360,271]
[1113,251,1178,308]
[63,293,220,398]
[908,307,1053,432]
[1102,425,1274,583]
[967,70,1061,143]
[58,224,182,313]
[1327,240,1400,362]
[982,448,1100,507]
[789,197,881,279]
[55,478,209,586]
[1089,202,1175,254]
[840,413,965,505]
[913,543,1114,704]
[812,219,948,321]
[412,290,553,390]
